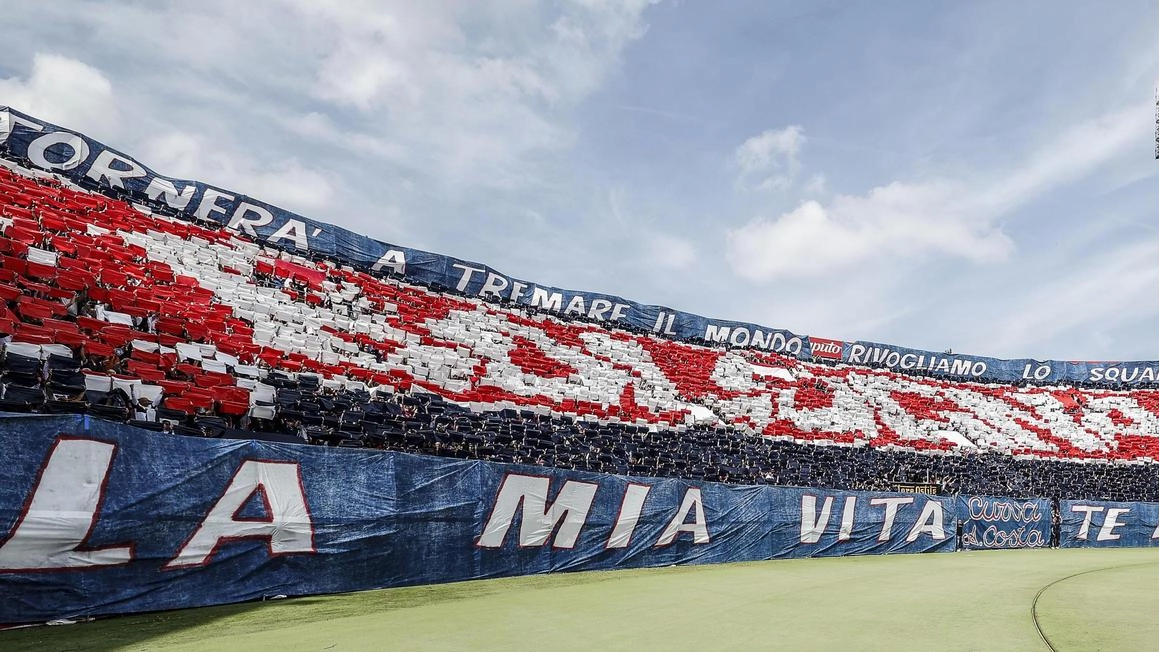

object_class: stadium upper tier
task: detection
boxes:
[1,156,1159,466]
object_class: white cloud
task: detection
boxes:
[734,125,805,191]
[642,232,697,270]
[803,173,827,194]
[0,54,119,140]
[725,103,1149,282]
[139,131,335,214]
[280,0,660,187]
[988,238,1159,356]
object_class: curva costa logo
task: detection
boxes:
[809,337,844,360]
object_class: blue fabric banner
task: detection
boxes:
[1059,499,1159,548]
[957,495,1050,550]
[0,415,954,624]
[5,106,1159,386]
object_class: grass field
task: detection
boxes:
[5,547,1159,651]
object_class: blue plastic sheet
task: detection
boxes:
[957,495,1050,550]
[1060,499,1159,548]
[0,416,954,623]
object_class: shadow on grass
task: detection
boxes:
[0,569,633,652]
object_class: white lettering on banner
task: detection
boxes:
[85,150,146,189]
[452,263,485,293]
[530,287,564,312]
[0,438,133,571]
[966,497,1043,523]
[653,312,677,335]
[165,460,315,569]
[799,495,946,545]
[588,299,612,321]
[1098,508,1130,541]
[478,476,710,549]
[227,202,275,238]
[267,219,310,250]
[27,131,89,171]
[371,249,406,274]
[1071,504,1105,540]
[655,488,709,546]
[800,495,834,544]
[145,177,196,210]
[839,496,856,541]
[607,484,651,549]
[477,475,599,549]
[510,280,528,302]
[1022,364,1053,381]
[703,325,804,355]
[847,345,987,377]
[564,295,587,316]
[1090,367,1159,384]
[905,500,946,542]
[869,497,915,542]
[962,525,1046,548]
[440,265,630,323]
[480,272,509,298]
[195,188,236,223]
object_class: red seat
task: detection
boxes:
[12,331,53,345]
[132,367,167,383]
[158,379,191,396]
[25,261,56,281]
[183,392,214,410]
[163,397,195,414]
[52,330,86,349]
[214,386,249,403]
[0,283,21,302]
[16,302,54,322]
[84,341,116,358]
[195,373,231,388]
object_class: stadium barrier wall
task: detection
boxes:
[0,417,961,623]
[3,106,1159,387]
[1,417,1151,623]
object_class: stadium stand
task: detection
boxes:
[3,157,1159,502]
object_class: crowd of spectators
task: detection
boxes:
[3,154,1159,507]
[4,339,1157,503]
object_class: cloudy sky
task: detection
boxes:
[2,0,1158,362]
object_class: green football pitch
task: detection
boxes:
[5,547,1159,651]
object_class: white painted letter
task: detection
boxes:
[165,460,314,569]
[607,484,651,549]
[656,488,710,546]
[800,495,833,544]
[0,438,133,570]
[869,496,914,542]
[477,475,599,549]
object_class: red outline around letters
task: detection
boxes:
[163,459,315,570]
[474,472,600,550]
[604,482,652,550]
[653,485,710,548]
[0,435,136,574]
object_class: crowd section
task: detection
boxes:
[3,160,1159,502]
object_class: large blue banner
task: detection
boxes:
[957,495,1050,550]
[0,416,954,624]
[5,106,1159,386]
[1060,499,1159,548]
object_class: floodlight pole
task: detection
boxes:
[1155,85,1158,160]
